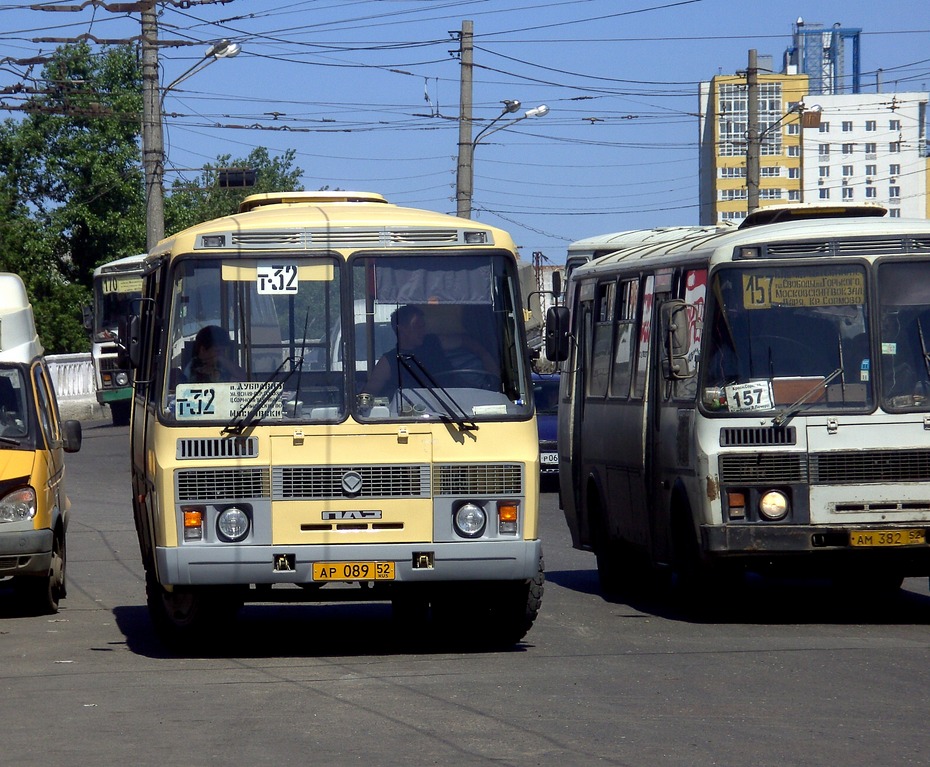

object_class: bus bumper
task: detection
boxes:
[0,529,53,576]
[703,523,930,566]
[155,539,543,586]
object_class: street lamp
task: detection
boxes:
[142,38,241,250]
[455,100,550,219]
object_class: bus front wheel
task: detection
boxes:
[145,574,241,647]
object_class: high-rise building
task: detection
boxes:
[699,47,929,225]
[783,19,862,95]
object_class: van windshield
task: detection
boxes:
[0,368,29,444]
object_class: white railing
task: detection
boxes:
[46,353,96,398]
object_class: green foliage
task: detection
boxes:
[0,42,143,352]
[165,147,305,235]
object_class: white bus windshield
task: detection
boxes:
[702,263,872,414]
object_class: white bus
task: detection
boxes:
[83,254,146,425]
[547,206,930,598]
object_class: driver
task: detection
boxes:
[365,305,449,397]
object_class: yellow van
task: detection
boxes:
[0,273,82,614]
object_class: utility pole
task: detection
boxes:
[141,3,164,250]
[454,20,474,219]
[745,48,760,214]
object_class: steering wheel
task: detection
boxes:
[435,368,500,391]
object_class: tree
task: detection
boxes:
[0,42,144,352]
[165,147,305,235]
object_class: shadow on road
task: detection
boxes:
[112,601,537,659]
[546,567,930,626]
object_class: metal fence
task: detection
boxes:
[46,353,95,398]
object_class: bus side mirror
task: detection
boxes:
[662,300,695,380]
[551,271,562,301]
[81,304,93,332]
[120,315,142,369]
[545,306,570,362]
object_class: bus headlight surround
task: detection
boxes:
[0,487,36,523]
[759,490,789,521]
[217,506,251,542]
[453,502,487,538]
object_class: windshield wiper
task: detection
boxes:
[397,353,477,431]
[222,355,303,436]
[772,368,843,428]
[0,435,21,446]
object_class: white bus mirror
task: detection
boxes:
[662,300,695,380]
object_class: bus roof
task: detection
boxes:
[738,202,887,229]
[151,191,516,256]
[94,252,147,278]
[0,273,42,363]
[573,215,930,279]
[567,224,735,255]
[238,191,389,213]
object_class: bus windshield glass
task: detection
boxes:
[877,260,930,410]
[94,272,143,341]
[702,263,872,414]
[162,252,531,424]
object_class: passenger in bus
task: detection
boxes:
[182,325,246,383]
[365,305,449,397]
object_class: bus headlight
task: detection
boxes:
[115,372,130,386]
[453,502,486,538]
[217,506,250,542]
[0,487,36,523]
[759,491,789,521]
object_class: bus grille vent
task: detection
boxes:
[227,228,466,249]
[272,465,431,500]
[811,449,930,485]
[434,463,523,496]
[764,236,930,259]
[719,427,796,446]
[177,467,270,501]
[718,453,807,484]
[176,437,258,460]
[765,241,831,257]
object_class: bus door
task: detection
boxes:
[604,275,654,553]
[563,285,592,546]
[649,268,705,566]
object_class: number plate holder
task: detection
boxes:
[849,529,926,547]
[311,561,395,581]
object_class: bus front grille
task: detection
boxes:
[272,465,431,500]
[718,453,807,484]
[811,449,930,484]
[177,467,270,501]
[434,463,523,496]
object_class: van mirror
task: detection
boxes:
[61,419,82,453]
[661,300,695,380]
[545,306,570,362]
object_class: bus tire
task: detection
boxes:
[145,574,241,648]
[588,493,626,596]
[15,530,65,615]
[110,401,131,426]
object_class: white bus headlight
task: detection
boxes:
[0,487,36,523]
[217,506,250,541]
[115,372,130,386]
[453,503,487,538]
[759,491,789,521]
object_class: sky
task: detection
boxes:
[1,0,929,264]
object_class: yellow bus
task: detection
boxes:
[125,192,543,646]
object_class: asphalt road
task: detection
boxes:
[2,421,930,766]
